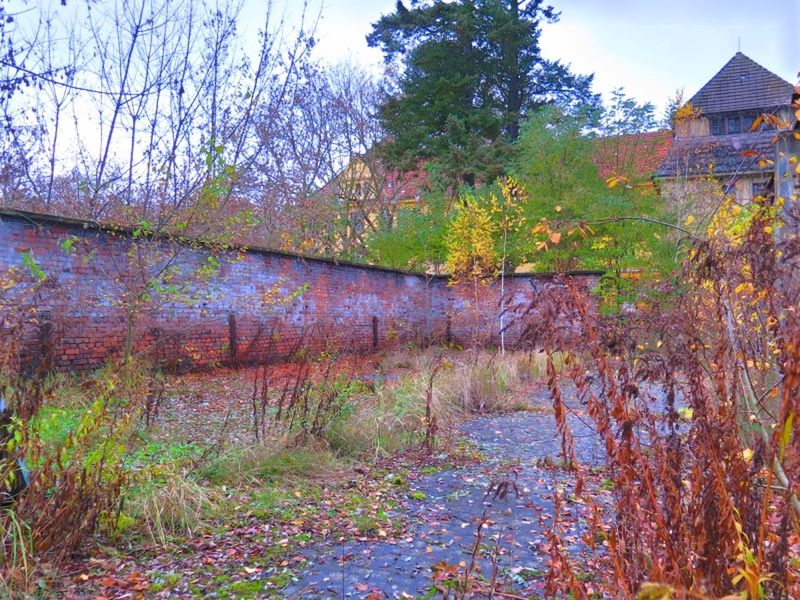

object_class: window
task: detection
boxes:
[709,112,773,136]
[752,181,769,198]
[349,211,365,236]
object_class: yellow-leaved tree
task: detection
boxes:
[444,199,499,344]
[444,200,499,282]
[492,177,528,353]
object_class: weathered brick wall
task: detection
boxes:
[0,209,600,370]
[430,273,599,348]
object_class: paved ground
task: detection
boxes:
[282,390,608,599]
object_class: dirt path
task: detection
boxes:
[282,390,608,599]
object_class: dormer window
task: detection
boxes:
[709,111,770,136]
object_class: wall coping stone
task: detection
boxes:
[0,206,604,281]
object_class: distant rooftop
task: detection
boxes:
[655,132,775,178]
[593,130,673,181]
[688,52,793,114]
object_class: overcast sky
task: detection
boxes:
[243,0,798,115]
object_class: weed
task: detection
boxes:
[353,515,380,535]
[226,579,266,598]
[125,470,216,546]
[149,572,180,593]
[200,445,337,486]
[419,465,440,474]
[0,508,33,594]
[387,473,408,487]
[518,181,800,598]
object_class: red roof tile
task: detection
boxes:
[593,130,673,181]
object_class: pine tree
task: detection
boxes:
[368,0,597,190]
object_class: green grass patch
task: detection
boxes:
[200,446,338,486]
[31,404,85,447]
[224,579,266,598]
[127,438,203,468]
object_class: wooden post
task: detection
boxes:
[39,318,54,372]
[446,315,452,345]
[372,316,379,348]
[228,312,238,360]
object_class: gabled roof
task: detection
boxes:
[315,154,428,205]
[688,52,793,114]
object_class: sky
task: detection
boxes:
[5,0,796,178]
[242,0,799,116]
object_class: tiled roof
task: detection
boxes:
[385,166,428,201]
[593,130,673,180]
[688,52,793,114]
[655,131,777,178]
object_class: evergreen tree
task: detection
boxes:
[367,0,597,190]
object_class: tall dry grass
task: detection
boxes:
[326,348,557,457]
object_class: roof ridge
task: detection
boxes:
[686,52,792,115]
[732,51,794,87]
[687,53,744,103]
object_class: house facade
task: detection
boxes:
[317,155,428,249]
[657,52,795,216]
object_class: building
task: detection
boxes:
[317,154,428,248]
[656,52,795,211]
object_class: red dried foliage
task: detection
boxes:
[514,190,800,597]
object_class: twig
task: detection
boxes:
[722,296,800,517]
[584,215,694,237]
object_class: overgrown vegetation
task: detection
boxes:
[518,131,800,597]
[366,98,677,312]
[2,1,797,598]
[0,339,546,596]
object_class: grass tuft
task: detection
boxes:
[126,470,216,546]
[199,445,338,486]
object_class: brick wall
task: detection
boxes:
[0,209,600,370]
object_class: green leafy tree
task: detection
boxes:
[592,87,657,135]
[363,205,448,273]
[510,107,676,307]
[367,0,597,191]
[660,88,685,131]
